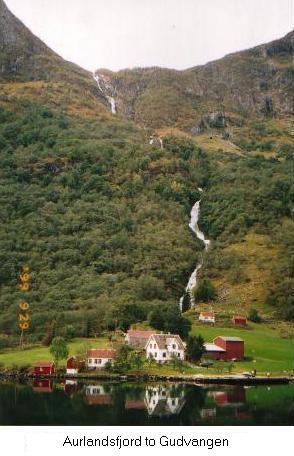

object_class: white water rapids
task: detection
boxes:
[93,73,117,114]
[180,188,210,310]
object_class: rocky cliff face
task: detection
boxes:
[94,31,294,131]
[0,0,96,87]
[0,0,109,115]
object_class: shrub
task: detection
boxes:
[194,279,217,302]
[248,308,262,323]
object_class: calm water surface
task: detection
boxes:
[0,380,293,426]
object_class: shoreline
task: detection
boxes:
[0,371,292,385]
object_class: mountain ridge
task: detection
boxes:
[94,29,294,131]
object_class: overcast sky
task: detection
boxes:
[5,0,293,71]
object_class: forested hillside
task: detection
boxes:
[0,0,293,347]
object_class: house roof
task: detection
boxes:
[87,349,116,359]
[127,330,155,339]
[215,336,244,342]
[204,343,226,352]
[233,315,247,320]
[34,361,55,367]
[146,334,185,350]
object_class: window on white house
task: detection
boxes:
[177,353,180,357]
[154,352,157,358]
[162,352,166,358]
[89,359,92,364]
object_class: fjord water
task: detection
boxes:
[0,381,293,426]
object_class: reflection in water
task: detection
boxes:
[145,385,186,417]
[0,380,293,426]
[32,379,53,393]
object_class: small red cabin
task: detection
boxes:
[66,356,84,374]
[232,315,247,327]
[213,336,244,360]
[33,361,55,375]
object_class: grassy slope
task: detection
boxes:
[0,338,109,368]
[207,232,280,315]
[191,321,294,373]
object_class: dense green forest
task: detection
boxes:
[0,98,293,346]
[0,100,208,343]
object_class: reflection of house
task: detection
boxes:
[199,311,215,324]
[200,408,217,419]
[145,334,185,363]
[204,336,244,360]
[85,385,113,406]
[66,356,84,375]
[33,361,55,375]
[209,388,246,407]
[125,400,146,410]
[64,380,83,396]
[125,330,155,350]
[87,349,116,369]
[144,385,185,417]
[232,315,247,327]
[32,378,53,393]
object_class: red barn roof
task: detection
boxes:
[200,311,215,317]
[87,349,116,359]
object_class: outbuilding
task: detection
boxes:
[32,361,55,375]
[213,336,244,360]
[66,356,84,375]
[204,336,245,361]
[232,315,247,327]
[199,311,215,324]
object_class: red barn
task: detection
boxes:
[33,361,55,375]
[232,315,247,327]
[213,336,244,360]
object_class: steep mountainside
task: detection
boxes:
[0,1,293,345]
[0,0,110,117]
[94,31,294,132]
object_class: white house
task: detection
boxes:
[87,348,116,369]
[145,334,185,363]
[199,311,215,324]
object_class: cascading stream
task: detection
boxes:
[180,188,210,310]
[93,73,117,114]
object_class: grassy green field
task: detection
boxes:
[0,322,293,375]
[0,338,110,369]
[191,322,294,373]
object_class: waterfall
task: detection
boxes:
[93,73,117,114]
[180,188,210,310]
